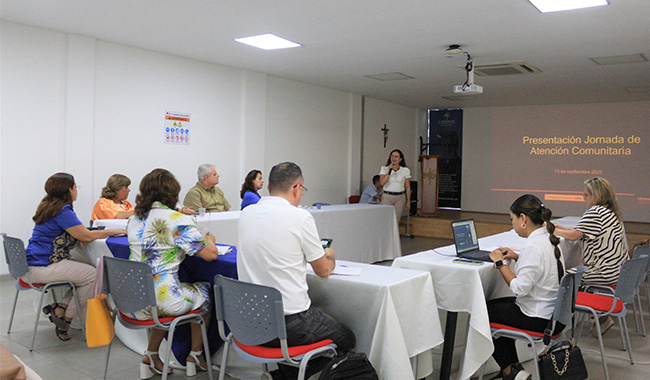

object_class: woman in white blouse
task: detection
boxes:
[486,194,565,380]
[379,149,411,219]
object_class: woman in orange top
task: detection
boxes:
[91,174,135,220]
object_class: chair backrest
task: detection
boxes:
[2,235,30,279]
[213,275,286,346]
[103,256,157,314]
[553,266,587,327]
[348,195,361,204]
[614,257,648,304]
[632,244,650,272]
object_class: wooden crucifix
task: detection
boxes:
[381,124,389,148]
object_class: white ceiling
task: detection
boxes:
[2,0,649,109]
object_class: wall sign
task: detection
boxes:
[164,111,191,145]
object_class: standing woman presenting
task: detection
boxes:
[379,149,411,219]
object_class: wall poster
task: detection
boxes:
[164,111,191,145]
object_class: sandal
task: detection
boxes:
[141,351,173,379]
[43,303,68,329]
[186,350,208,376]
[55,320,71,341]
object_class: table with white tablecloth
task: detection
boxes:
[308,260,443,380]
[94,203,402,263]
[392,228,583,380]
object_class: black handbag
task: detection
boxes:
[537,274,588,380]
[317,352,379,380]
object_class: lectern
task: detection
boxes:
[418,155,440,216]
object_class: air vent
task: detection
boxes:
[472,61,542,76]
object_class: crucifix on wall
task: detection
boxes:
[381,124,389,148]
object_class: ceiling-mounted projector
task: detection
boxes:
[447,45,483,95]
[454,84,483,94]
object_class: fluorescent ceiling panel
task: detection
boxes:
[235,33,301,50]
[364,72,414,81]
[528,0,608,13]
[589,53,648,65]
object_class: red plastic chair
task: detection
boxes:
[348,195,361,204]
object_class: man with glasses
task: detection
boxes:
[238,162,355,380]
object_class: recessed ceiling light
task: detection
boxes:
[528,0,608,13]
[589,53,648,65]
[235,33,301,50]
[364,72,414,81]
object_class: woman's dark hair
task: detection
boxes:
[134,169,181,219]
[510,194,564,281]
[385,149,407,167]
[33,173,75,224]
[100,174,131,200]
[240,169,262,199]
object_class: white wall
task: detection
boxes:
[0,21,422,275]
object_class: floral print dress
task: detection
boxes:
[126,201,210,319]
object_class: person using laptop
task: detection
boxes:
[485,194,565,380]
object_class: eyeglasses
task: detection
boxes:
[294,184,308,192]
[73,184,81,190]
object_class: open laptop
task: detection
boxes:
[451,219,493,262]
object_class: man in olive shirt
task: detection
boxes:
[183,164,231,212]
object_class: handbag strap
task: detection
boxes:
[543,274,577,346]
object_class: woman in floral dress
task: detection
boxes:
[127,168,219,378]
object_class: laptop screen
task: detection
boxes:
[451,219,480,254]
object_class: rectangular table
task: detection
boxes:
[74,240,438,379]
[94,203,402,263]
[307,260,443,380]
[392,228,583,380]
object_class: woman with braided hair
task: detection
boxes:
[485,194,565,380]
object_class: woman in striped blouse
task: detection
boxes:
[555,177,628,334]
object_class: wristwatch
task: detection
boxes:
[494,260,504,269]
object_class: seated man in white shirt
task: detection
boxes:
[359,175,383,204]
[238,162,355,380]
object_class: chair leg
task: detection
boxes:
[620,316,634,364]
[162,329,174,380]
[200,320,214,380]
[634,293,645,337]
[218,340,231,380]
[103,339,114,380]
[591,312,611,380]
[7,288,20,334]
[632,297,640,333]
[30,291,48,352]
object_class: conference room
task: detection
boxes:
[1,1,650,379]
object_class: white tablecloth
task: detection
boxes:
[94,203,402,263]
[308,260,443,380]
[392,228,583,380]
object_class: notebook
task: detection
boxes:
[451,219,493,262]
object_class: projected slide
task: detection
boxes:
[463,103,650,223]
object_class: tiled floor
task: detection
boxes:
[2,236,650,379]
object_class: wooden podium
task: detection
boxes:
[418,155,440,216]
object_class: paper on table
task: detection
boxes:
[215,244,232,255]
[305,264,362,276]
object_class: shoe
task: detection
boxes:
[503,363,531,380]
[591,316,615,337]
[55,320,71,341]
[186,350,208,377]
[140,351,173,379]
[43,303,68,329]
[489,370,504,380]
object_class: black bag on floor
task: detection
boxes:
[318,352,379,380]
[537,339,588,380]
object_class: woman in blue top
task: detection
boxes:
[23,173,125,341]
[239,169,263,209]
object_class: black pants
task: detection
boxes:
[487,297,564,370]
[263,306,356,379]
